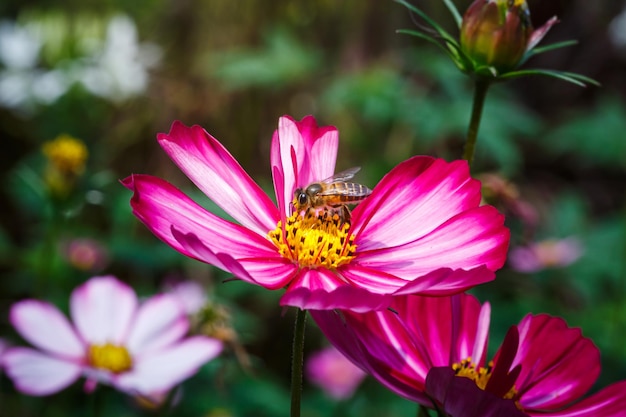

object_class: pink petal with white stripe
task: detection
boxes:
[70,276,137,345]
[352,157,482,250]
[158,121,278,235]
[10,300,83,359]
[271,115,338,215]
[281,269,393,312]
[3,347,83,396]
[124,175,284,279]
[539,381,626,417]
[356,206,509,279]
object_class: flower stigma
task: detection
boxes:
[88,343,133,373]
[268,209,356,269]
[452,357,518,400]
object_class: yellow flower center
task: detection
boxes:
[42,134,88,175]
[268,210,356,269]
[452,357,517,400]
[88,343,133,373]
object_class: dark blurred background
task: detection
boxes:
[0,0,624,416]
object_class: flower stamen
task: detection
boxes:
[268,210,356,269]
[88,343,133,373]
[452,357,518,400]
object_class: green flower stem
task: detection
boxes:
[462,79,491,168]
[417,404,431,417]
[291,308,307,417]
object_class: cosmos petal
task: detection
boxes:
[352,157,483,250]
[538,381,626,417]
[271,115,338,215]
[3,347,83,396]
[70,276,137,345]
[356,205,509,279]
[157,121,279,235]
[124,174,280,271]
[512,314,600,411]
[115,337,222,395]
[10,300,84,358]
[280,269,392,312]
[126,294,189,355]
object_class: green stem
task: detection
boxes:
[290,309,307,417]
[462,79,491,168]
[417,404,431,417]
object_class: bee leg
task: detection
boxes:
[339,205,352,225]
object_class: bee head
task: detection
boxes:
[295,188,308,206]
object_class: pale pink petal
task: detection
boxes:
[126,294,189,355]
[352,157,482,250]
[306,346,366,400]
[271,115,338,215]
[281,269,392,312]
[513,315,600,411]
[124,175,284,276]
[157,121,278,235]
[10,300,83,359]
[356,206,509,279]
[115,337,222,395]
[70,276,137,345]
[3,347,83,396]
[539,381,626,417]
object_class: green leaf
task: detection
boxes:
[394,0,458,45]
[441,0,462,28]
[521,40,578,64]
[499,69,599,87]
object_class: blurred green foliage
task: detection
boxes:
[0,0,624,416]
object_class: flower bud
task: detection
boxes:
[460,0,532,73]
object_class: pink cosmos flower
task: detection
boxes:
[3,276,222,397]
[312,294,626,416]
[306,345,366,400]
[509,237,583,273]
[123,115,509,312]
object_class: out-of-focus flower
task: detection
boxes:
[312,293,626,416]
[42,134,88,197]
[306,346,366,400]
[396,0,597,85]
[3,276,222,397]
[0,13,160,113]
[479,173,539,227]
[124,115,509,312]
[609,4,626,51]
[42,134,88,176]
[163,279,208,316]
[61,238,109,272]
[509,237,583,273]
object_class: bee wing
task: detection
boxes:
[320,167,361,184]
[317,182,372,197]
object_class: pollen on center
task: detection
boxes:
[268,209,357,270]
[88,343,133,374]
[452,357,518,400]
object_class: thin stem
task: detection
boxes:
[462,79,491,168]
[417,404,431,417]
[290,308,307,417]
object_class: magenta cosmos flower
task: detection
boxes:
[123,115,509,312]
[312,294,626,416]
[2,276,222,397]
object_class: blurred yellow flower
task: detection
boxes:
[42,134,88,176]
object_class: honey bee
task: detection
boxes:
[293,167,372,223]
